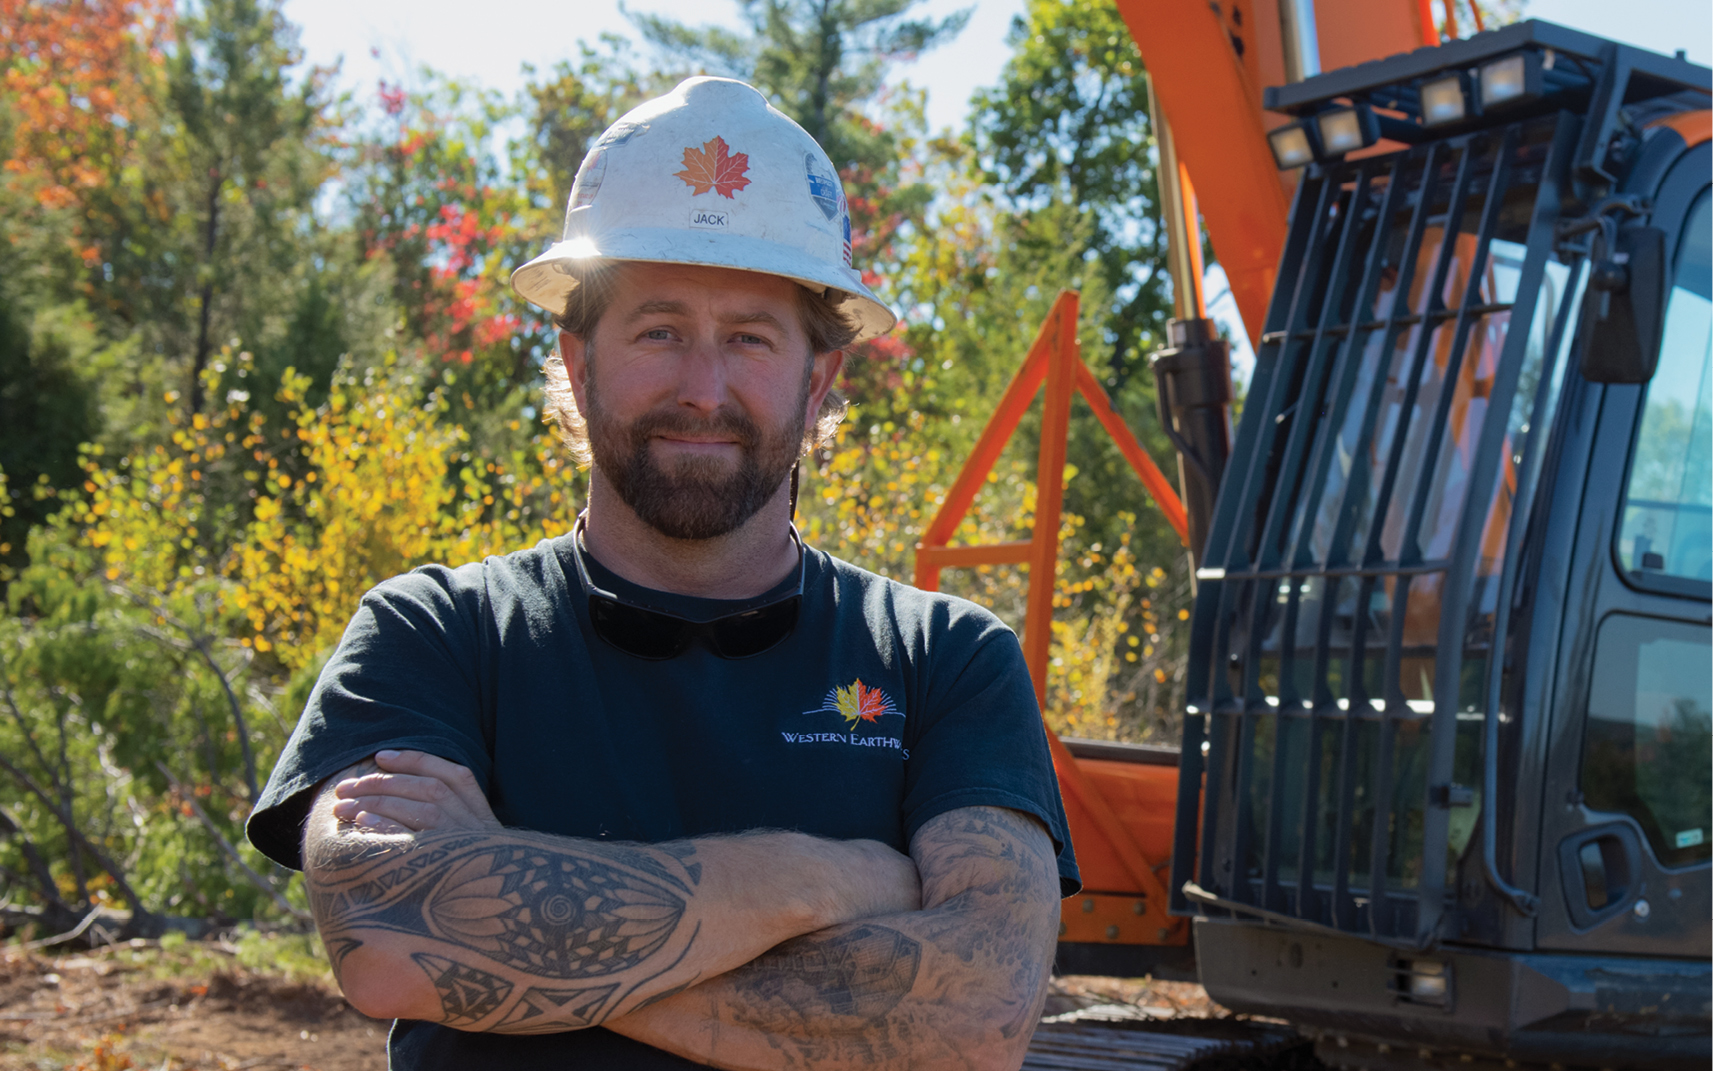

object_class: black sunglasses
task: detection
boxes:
[569,515,805,660]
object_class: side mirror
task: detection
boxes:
[1578,223,1667,384]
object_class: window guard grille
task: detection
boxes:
[1170,111,1586,948]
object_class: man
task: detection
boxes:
[247,76,1078,1070]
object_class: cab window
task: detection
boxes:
[1617,190,1712,582]
[1580,614,1712,868]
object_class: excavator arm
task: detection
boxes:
[1112,0,1439,344]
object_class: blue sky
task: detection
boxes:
[281,0,1710,135]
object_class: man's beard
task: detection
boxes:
[585,367,808,541]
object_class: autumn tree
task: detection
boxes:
[0,0,172,279]
[165,0,328,412]
[629,0,966,161]
[0,290,100,579]
[968,0,1168,386]
[1,0,350,465]
[0,0,169,577]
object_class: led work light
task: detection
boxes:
[1418,72,1471,126]
[1315,105,1381,156]
[1479,52,1543,109]
[1268,122,1318,169]
[1407,961,1449,1002]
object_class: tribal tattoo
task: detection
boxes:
[312,836,695,978]
[496,983,621,1033]
[411,953,513,1026]
[307,823,702,1033]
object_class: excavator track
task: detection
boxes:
[1024,1006,1305,1070]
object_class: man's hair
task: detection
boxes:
[543,265,858,466]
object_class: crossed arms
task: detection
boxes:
[302,750,1063,1070]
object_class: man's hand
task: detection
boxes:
[329,749,502,834]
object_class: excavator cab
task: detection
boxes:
[1166,21,1711,1069]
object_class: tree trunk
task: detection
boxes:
[809,0,835,149]
[53,706,90,906]
[189,167,223,414]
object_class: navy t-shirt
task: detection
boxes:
[248,534,1078,1069]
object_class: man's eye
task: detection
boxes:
[643,329,674,341]
[734,333,766,345]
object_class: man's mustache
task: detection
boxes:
[629,408,761,450]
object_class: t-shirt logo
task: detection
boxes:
[781,679,907,758]
[816,679,898,728]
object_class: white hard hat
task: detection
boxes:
[511,76,897,343]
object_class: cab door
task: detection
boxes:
[1535,135,1712,955]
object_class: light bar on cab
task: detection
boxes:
[1418,71,1472,126]
[1315,104,1381,156]
[1479,52,1544,109]
[1267,122,1318,169]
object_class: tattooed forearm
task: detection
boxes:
[732,924,922,1025]
[605,806,1062,1070]
[497,982,621,1032]
[301,752,709,1033]
[412,953,514,1026]
[323,935,364,972]
[409,949,629,1034]
[312,835,693,980]
[301,758,919,1037]
[912,807,1059,906]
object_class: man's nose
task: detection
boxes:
[673,336,730,410]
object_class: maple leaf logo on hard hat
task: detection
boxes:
[675,136,752,199]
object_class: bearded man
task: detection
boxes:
[247,76,1077,1071]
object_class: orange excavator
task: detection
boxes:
[917,3,1711,1068]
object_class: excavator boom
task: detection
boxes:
[1112,0,1438,344]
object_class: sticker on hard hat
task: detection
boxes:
[597,120,644,148]
[569,148,607,210]
[805,154,841,221]
[690,209,731,230]
[676,136,751,199]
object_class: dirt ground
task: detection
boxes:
[0,941,386,1071]
[0,939,1232,1070]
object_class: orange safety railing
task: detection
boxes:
[912,290,1193,944]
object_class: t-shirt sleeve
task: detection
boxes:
[245,566,493,871]
[899,609,1082,897]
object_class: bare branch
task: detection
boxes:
[0,636,60,787]
[0,803,66,911]
[110,582,260,804]
[157,763,309,924]
[15,905,119,951]
[0,748,148,920]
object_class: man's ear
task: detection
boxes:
[804,348,845,429]
[560,329,591,413]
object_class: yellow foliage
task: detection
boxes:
[56,351,1184,736]
[63,353,571,673]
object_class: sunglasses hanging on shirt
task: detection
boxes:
[570,514,805,660]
